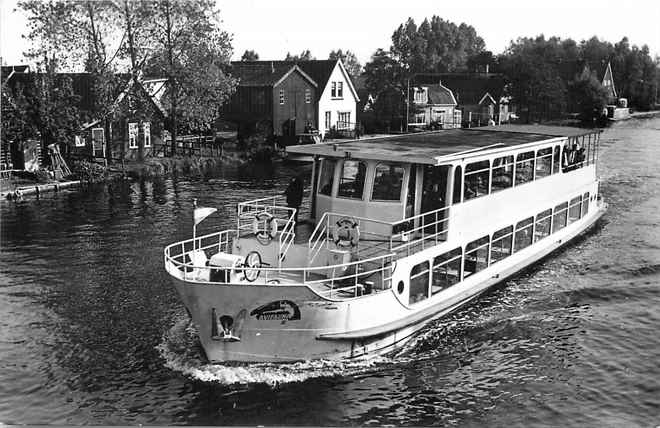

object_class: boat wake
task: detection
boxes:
[156,312,393,386]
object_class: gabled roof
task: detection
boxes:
[414,73,507,106]
[230,61,315,87]
[427,84,457,106]
[601,61,617,99]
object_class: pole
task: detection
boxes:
[406,78,410,133]
[193,198,197,252]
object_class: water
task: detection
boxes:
[1,118,659,426]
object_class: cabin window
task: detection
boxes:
[534,209,552,242]
[464,236,489,278]
[464,160,490,201]
[492,155,514,193]
[372,163,404,201]
[452,166,462,204]
[337,160,366,199]
[128,123,138,149]
[515,151,535,185]
[409,261,430,304]
[279,89,285,105]
[513,217,534,252]
[535,147,552,179]
[432,248,462,294]
[552,146,561,174]
[318,159,336,196]
[552,202,568,233]
[568,196,582,224]
[491,226,513,264]
[143,122,151,148]
[305,89,311,104]
[582,192,590,216]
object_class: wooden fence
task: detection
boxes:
[155,135,223,157]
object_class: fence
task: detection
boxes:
[156,135,223,157]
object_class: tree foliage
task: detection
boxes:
[328,49,362,78]
[241,50,259,61]
[569,67,609,121]
[284,50,315,61]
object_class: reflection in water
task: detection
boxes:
[1,119,660,425]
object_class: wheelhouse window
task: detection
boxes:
[515,151,535,185]
[491,226,513,264]
[452,166,462,204]
[409,261,430,304]
[464,160,490,201]
[492,155,514,193]
[534,209,552,242]
[464,236,489,278]
[568,196,582,224]
[582,192,590,216]
[337,160,366,199]
[432,248,462,295]
[318,159,336,196]
[553,146,561,174]
[552,202,568,233]
[513,217,534,252]
[372,163,404,201]
[535,147,552,179]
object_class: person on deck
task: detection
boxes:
[284,176,304,224]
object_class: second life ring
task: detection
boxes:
[252,212,278,245]
[333,217,360,248]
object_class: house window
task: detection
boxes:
[143,122,151,148]
[324,111,331,130]
[75,135,85,147]
[92,128,104,156]
[337,82,343,98]
[128,122,138,149]
[414,87,428,103]
[372,163,404,201]
[331,82,337,98]
[337,112,351,129]
[414,113,425,124]
[337,160,366,199]
[305,88,311,104]
[279,89,285,105]
[409,261,430,304]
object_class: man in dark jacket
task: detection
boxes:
[284,176,304,224]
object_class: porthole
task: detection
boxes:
[397,281,404,294]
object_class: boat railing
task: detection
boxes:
[164,237,395,299]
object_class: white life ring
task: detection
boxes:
[333,217,360,248]
[252,212,278,244]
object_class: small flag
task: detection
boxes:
[194,207,217,225]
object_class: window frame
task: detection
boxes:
[305,88,311,104]
[337,159,367,200]
[279,89,285,105]
[513,217,534,253]
[431,248,462,295]
[552,202,568,233]
[331,82,337,98]
[371,163,405,202]
[514,151,535,185]
[74,135,85,147]
[535,147,553,179]
[463,160,490,201]
[409,261,430,304]
[318,158,336,196]
[534,208,553,242]
[143,122,151,148]
[582,192,590,217]
[568,195,582,224]
[464,236,490,279]
[128,122,138,149]
[491,155,514,193]
[337,81,343,98]
[490,225,513,264]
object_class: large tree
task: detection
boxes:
[569,67,609,121]
[329,49,362,78]
[285,50,315,61]
[240,49,259,61]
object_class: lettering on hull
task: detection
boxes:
[250,300,301,321]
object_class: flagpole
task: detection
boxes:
[193,198,197,253]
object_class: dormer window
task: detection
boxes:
[414,87,428,104]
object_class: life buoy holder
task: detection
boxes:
[252,212,278,245]
[333,217,360,248]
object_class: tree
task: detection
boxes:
[285,50,314,61]
[329,49,362,78]
[363,49,407,129]
[569,67,609,121]
[149,0,237,153]
[241,50,259,61]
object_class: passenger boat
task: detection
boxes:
[164,124,607,362]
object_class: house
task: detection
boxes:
[415,73,510,126]
[601,61,617,104]
[409,83,461,129]
[224,59,359,140]
[222,61,318,141]
[2,71,165,164]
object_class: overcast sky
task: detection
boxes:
[1,0,659,67]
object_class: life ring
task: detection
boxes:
[252,212,278,245]
[333,217,360,248]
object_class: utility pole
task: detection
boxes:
[406,78,410,133]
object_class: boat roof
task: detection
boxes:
[286,124,600,165]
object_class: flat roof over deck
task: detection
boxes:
[286,125,600,165]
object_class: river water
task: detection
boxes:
[1,118,659,426]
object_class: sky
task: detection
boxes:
[1,0,659,67]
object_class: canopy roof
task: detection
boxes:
[286,125,599,165]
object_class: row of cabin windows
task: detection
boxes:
[459,135,599,203]
[279,89,313,105]
[408,192,591,304]
[319,159,405,202]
